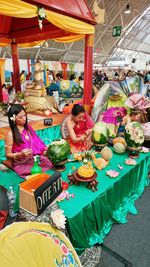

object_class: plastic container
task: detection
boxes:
[31,155,42,175]
[7,186,17,218]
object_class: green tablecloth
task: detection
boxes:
[0,125,149,254]
[57,152,150,254]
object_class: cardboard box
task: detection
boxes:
[20,172,62,216]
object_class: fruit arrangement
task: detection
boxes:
[77,163,95,179]
[100,146,113,161]
[93,158,108,170]
[113,137,127,147]
[74,149,97,162]
[92,122,110,144]
[124,122,144,148]
[113,142,126,154]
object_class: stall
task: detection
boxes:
[0,0,95,113]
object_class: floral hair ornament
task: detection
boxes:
[77,102,82,106]
[10,114,16,122]
[38,7,46,30]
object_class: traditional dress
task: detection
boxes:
[2,86,9,103]
[62,114,94,153]
[12,125,53,178]
[98,107,127,137]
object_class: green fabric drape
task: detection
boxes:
[36,125,61,145]
[58,152,150,254]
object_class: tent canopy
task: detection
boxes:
[0,0,95,46]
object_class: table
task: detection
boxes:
[58,151,150,254]
[0,139,149,254]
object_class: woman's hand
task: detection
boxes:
[81,134,87,141]
[21,148,33,158]
[85,129,92,136]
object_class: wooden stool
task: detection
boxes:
[2,159,13,170]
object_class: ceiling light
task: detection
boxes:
[124,4,131,14]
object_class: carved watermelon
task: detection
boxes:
[124,122,144,148]
[92,122,109,144]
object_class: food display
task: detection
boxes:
[124,122,144,148]
[47,139,70,164]
[74,149,97,162]
[124,122,144,158]
[113,142,126,154]
[100,146,113,161]
[93,158,108,170]
[113,137,127,147]
[77,163,95,178]
[92,122,110,144]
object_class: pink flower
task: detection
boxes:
[61,244,69,255]
[54,238,60,245]
[106,170,119,178]
[125,158,136,165]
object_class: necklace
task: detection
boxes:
[24,133,30,140]
[19,129,32,144]
[20,129,30,141]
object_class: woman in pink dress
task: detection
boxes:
[5,104,53,178]
[1,83,9,103]
[62,104,95,153]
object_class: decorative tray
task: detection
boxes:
[73,170,97,182]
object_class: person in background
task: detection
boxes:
[103,73,108,81]
[62,104,94,153]
[121,109,141,126]
[26,72,32,81]
[95,70,104,83]
[55,73,63,83]
[48,71,54,83]
[20,70,26,92]
[69,74,76,81]
[113,71,119,81]
[1,83,9,103]
[92,83,100,102]
[144,71,150,83]
[8,86,16,103]
[5,104,53,178]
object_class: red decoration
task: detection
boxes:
[83,34,94,114]
[61,62,68,80]
[11,42,21,92]
[62,181,69,190]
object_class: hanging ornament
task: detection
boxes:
[38,19,43,30]
[38,7,46,30]
[93,0,105,24]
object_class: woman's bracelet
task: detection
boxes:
[14,153,18,160]
[81,136,84,141]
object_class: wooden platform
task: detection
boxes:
[0,113,67,140]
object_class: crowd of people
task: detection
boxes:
[93,69,150,83]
